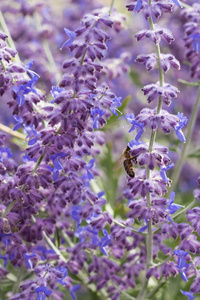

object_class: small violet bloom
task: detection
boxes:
[139,219,148,233]
[25,124,40,146]
[173,250,190,281]
[85,158,95,180]
[160,163,174,183]
[34,286,52,300]
[171,0,182,7]
[125,113,144,140]
[13,75,38,106]
[98,229,111,256]
[71,205,82,224]
[61,28,76,49]
[24,253,36,269]
[167,191,184,215]
[180,290,197,300]
[0,233,11,247]
[56,266,68,286]
[0,254,8,267]
[50,152,67,181]
[0,147,13,162]
[110,96,122,116]
[70,285,80,300]
[25,59,40,78]
[13,115,23,131]
[91,108,105,129]
[190,33,200,53]
[135,0,143,11]
[50,86,64,103]
[175,113,188,143]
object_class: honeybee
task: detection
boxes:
[3,218,11,234]
[113,145,137,178]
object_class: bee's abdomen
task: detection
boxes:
[123,159,135,178]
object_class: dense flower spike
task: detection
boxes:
[0,0,199,299]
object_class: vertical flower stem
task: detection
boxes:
[136,12,164,300]
[170,83,200,191]
[109,0,115,14]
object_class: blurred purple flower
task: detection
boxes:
[175,113,188,143]
[61,28,76,49]
[125,113,144,140]
[174,250,190,281]
[190,33,200,53]
[34,286,52,300]
[91,109,105,129]
[180,290,197,300]
[70,284,80,300]
[160,163,174,183]
[24,252,36,269]
[110,96,122,116]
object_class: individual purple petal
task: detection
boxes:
[167,192,184,214]
[110,96,122,116]
[61,28,76,49]
[180,290,197,300]
[135,0,143,11]
[34,286,52,300]
[160,163,174,183]
[70,285,80,300]
[173,250,190,281]
[139,219,148,232]
[171,0,182,7]
[175,113,188,143]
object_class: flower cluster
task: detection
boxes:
[0,1,200,300]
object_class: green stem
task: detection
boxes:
[170,83,200,192]
[2,200,16,218]
[33,153,45,173]
[0,10,20,63]
[136,13,165,300]
[178,79,199,87]
[146,279,166,299]
[109,0,115,14]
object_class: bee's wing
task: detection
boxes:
[113,154,125,171]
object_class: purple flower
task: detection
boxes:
[110,97,122,116]
[85,158,95,181]
[91,108,106,129]
[173,250,190,281]
[70,285,80,300]
[175,113,188,143]
[25,60,39,78]
[61,28,76,49]
[56,266,68,285]
[25,125,40,146]
[180,290,197,300]
[139,219,148,233]
[50,152,67,181]
[160,163,174,183]
[125,113,144,140]
[171,0,181,7]
[13,115,24,131]
[167,192,184,215]
[0,233,12,247]
[50,86,64,102]
[0,254,8,267]
[13,75,38,106]
[24,253,36,269]
[0,147,13,162]
[189,33,200,53]
[98,229,111,256]
[34,286,52,300]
